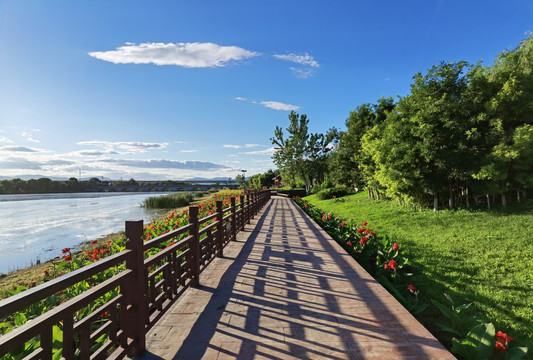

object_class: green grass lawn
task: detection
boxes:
[303,191,533,350]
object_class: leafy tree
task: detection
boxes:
[271,111,336,195]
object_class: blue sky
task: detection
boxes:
[1,1,532,181]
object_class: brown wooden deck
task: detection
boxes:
[132,195,454,359]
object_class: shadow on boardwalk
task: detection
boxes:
[135,197,454,360]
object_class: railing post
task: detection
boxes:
[189,206,200,287]
[231,197,236,241]
[216,200,224,258]
[240,195,245,231]
[124,220,146,356]
[246,193,251,224]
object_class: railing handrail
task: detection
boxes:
[0,250,132,318]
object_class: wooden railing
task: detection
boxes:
[0,190,271,359]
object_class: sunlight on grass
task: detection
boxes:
[304,192,533,349]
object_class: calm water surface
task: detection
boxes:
[0,192,166,273]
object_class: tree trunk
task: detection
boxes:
[419,204,423,212]
[501,193,507,206]
[465,188,470,209]
[368,188,372,199]
[433,194,439,212]
[517,189,521,203]
[449,190,454,209]
[376,189,381,200]
[486,194,491,210]
[473,195,479,205]
[523,190,527,200]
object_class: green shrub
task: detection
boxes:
[316,186,351,200]
[194,191,204,198]
[275,188,307,198]
[142,192,194,209]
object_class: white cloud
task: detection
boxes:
[223,144,259,149]
[260,101,301,111]
[99,159,230,171]
[0,146,43,152]
[0,136,13,143]
[89,42,260,68]
[243,147,276,155]
[77,141,167,153]
[234,97,247,101]
[21,132,40,143]
[273,53,319,67]
[180,149,198,153]
[289,67,314,79]
[76,150,119,156]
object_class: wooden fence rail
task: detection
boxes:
[0,190,271,360]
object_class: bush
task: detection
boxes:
[275,188,307,198]
[316,186,351,200]
[142,192,194,209]
[194,192,204,198]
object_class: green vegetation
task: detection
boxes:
[141,192,193,209]
[303,191,533,352]
[272,34,533,211]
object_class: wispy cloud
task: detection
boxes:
[0,136,14,144]
[243,147,276,155]
[234,97,247,101]
[77,141,167,153]
[89,42,260,68]
[223,144,259,149]
[273,53,319,68]
[76,150,119,156]
[21,132,40,143]
[99,159,230,171]
[180,149,198,153]
[0,157,74,170]
[0,146,42,152]
[260,101,301,111]
[289,67,314,79]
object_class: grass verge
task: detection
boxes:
[303,191,533,351]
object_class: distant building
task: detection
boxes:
[272,175,283,189]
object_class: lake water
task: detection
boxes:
[0,192,167,274]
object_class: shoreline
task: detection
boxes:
[0,192,214,297]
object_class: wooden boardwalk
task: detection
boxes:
[133,196,454,360]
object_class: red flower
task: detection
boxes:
[384,259,396,270]
[495,342,507,353]
[361,221,367,226]
[495,331,514,346]
[304,203,308,208]
[364,229,370,235]
[370,231,376,237]
[64,255,72,261]
[407,284,418,293]
[43,270,49,276]
[347,241,353,246]
[91,240,98,244]
[328,214,332,220]
[392,243,399,251]
[359,236,368,245]
[340,222,346,227]
[62,247,70,254]
[357,228,365,234]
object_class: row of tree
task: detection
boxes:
[272,34,533,210]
